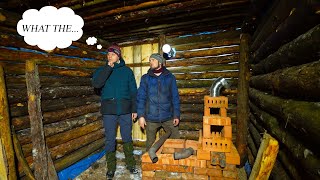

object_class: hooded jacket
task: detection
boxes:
[92,58,137,115]
[137,67,180,122]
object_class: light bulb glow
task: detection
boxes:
[162,44,171,53]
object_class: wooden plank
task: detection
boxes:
[236,33,250,166]
[0,64,16,179]
[249,133,279,180]
[0,139,8,180]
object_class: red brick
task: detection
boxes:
[204,96,228,108]
[154,171,181,179]
[203,124,211,138]
[203,116,231,126]
[142,163,164,171]
[161,147,184,154]
[223,125,232,139]
[206,161,236,171]
[158,154,179,165]
[181,173,208,180]
[163,139,185,149]
[207,168,223,177]
[223,170,238,178]
[202,137,232,152]
[142,171,155,177]
[164,165,194,173]
[197,148,211,160]
[225,143,240,165]
[194,167,208,175]
[185,140,200,150]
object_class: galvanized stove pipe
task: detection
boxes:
[148,130,172,163]
[210,77,230,97]
[174,147,194,160]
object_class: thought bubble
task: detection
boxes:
[86,36,97,45]
[17,6,84,51]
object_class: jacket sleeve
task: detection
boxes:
[171,75,180,119]
[129,69,137,113]
[92,65,113,88]
[137,75,147,118]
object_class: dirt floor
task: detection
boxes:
[75,145,247,180]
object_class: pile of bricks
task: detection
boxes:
[141,96,240,179]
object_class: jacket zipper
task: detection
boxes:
[158,78,161,123]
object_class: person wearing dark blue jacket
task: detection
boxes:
[92,44,138,179]
[137,53,180,151]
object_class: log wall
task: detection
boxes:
[0,27,105,177]
[248,1,320,179]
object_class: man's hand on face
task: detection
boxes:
[107,61,114,67]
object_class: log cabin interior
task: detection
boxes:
[0,0,319,179]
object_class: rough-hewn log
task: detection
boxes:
[2,62,93,77]
[167,30,240,45]
[177,78,238,88]
[17,113,102,145]
[250,113,301,180]
[10,95,100,117]
[252,24,320,75]
[174,39,240,51]
[175,46,239,59]
[247,133,257,156]
[252,7,320,63]
[167,55,239,68]
[12,103,100,131]
[180,104,203,113]
[54,138,104,172]
[179,130,199,141]
[22,121,103,157]
[179,122,202,131]
[250,0,300,52]
[25,60,56,179]
[250,102,320,179]
[50,129,104,160]
[5,75,92,89]
[12,131,35,180]
[84,0,182,21]
[0,64,17,179]
[179,88,237,96]
[7,86,94,104]
[0,9,20,27]
[168,64,238,74]
[236,33,250,166]
[0,34,106,61]
[174,71,238,80]
[249,88,320,149]
[250,60,320,100]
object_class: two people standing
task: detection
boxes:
[92,44,180,179]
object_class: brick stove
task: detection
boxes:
[141,96,240,179]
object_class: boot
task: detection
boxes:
[106,151,116,179]
[123,142,138,174]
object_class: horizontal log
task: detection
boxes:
[168,64,238,73]
[250,60,320,100]
[250,102,320,179]
[5,75,92,89]
[54,138,105,172]
[167,30,240,45]
[16,112,102,145]
[22,121,103,157]
[2,62,93,77]
[0,34,106,61]
[174,71,238,80]
[166,55,239,67]
[179,130,199,141]
[10,95,100,117]
[0,9,20,27]
[180,94,237,104]
[50,129,104,160]
[177,78,238,88]
[8,86,95,104]
[252,24,320,75]
[12,103,100,130]
[251,6,320,63]
[174,38,240,51]
[175,46,239,59]
[180,103,236,114]
[179,88,237,96]
[249,88,320,149]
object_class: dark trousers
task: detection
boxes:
[146,120,180,151]
[103,114,133,153]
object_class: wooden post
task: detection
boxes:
[25,60,57,179]
[0,64,17,179]
[236,33,250,166]
[159,34,166,66]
